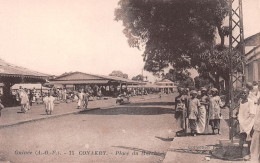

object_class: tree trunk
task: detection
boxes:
[214,73,220,91]
[217,25,225,47]
[223,75,230,106]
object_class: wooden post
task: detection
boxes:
[41,83,43,101]
[120,81,122,94]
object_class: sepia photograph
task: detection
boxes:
[0,0,260,162]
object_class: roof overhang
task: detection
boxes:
[48,80,109,85]
[0,73,48,79]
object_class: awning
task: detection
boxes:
[157,86,177,88]
[0,58,49,79]
[12,83,50,90]
[128,84,158,88]
[48,80,109,85]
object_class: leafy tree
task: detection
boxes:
[162,68,194,89]
[194,75,214,90]
[114,0,238,92]
[132,74,146,81]
[109,71,128,79]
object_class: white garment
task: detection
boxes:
[248,91,260,110]
[238,99,256,140]
[197,105,207,133]
[77,92,84,107]
[43,96,55,112]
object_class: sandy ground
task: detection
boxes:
[0,95,178,163]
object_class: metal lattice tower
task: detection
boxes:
[228,0,246,142]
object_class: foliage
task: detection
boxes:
[132,74,145,81]
[162,68,189,82]
[198,46,244,81]
[194,75,213,89]
[115,0,229,74]
[109,71,128,79]
[162,68,194,89]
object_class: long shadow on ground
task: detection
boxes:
[127,102,175,106]
[78,106,174,115]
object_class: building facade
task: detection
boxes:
[244,33,260,83]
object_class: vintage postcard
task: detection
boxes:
[0,0,260,162]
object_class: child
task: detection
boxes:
[238,88,256,158]
[188,90,200,136]
[209,88,224,134]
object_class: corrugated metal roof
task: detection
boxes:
[48,80,109,85]
[0,58,49,78]
[52,72,143,85]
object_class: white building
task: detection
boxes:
[155,79,177,93]
[245,33,260,83]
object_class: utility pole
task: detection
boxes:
[228,0,246,142]
[142,68,144,96]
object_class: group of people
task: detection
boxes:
[175,81,260,161]
[175,87,224,136]
[76,89,89,109]
[15,87,32,113]
[13,86,90,115]
[55,88,68,103]
[44,88,91,114]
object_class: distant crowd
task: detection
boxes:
[0,85,162,116]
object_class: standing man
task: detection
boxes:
[0,92,4,117]
[43,91,55,115]
[175,87,186,133]
[63,88,67,103]
[251,101,260,162]
[77,89,85,109]
[29,90,34,107]
[83,89,89,110]
[238,88,256,159]
[209,88,224,135]
[32,87,36,103]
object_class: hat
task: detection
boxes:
[253,81,258,86]
[246,82,253,90]
[190,90,198,95]
[210,88,218,92]
[201,87,207,91]
[241,87,249,94]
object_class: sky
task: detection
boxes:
[0,0,259,82]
